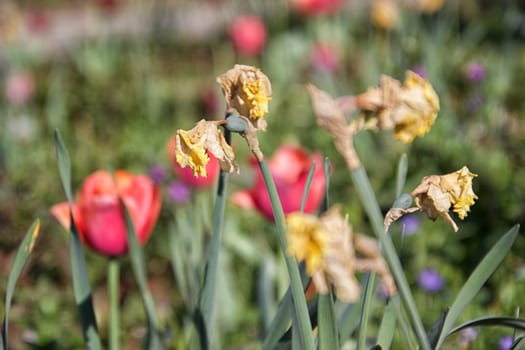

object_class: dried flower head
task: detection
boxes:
[173,119,238,177]
[286,205,396,302]
[355,71,439,143]
[216,64,272,130]
[410,166,478,232]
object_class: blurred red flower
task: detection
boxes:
[291,0,342,16]
[4,71,35,106]
[51,170,161,257]
[232,144,326,220]
[310,43,339,73]
[229,15,267,56]
[167,137,220,188]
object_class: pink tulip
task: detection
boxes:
[5,71,35,106]
[229,15,267,56]
[291,0,342,16]
[232,145,326,220]
[310,43,339,73]
[51,170,161,257]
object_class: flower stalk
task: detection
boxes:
[108,259,120,350]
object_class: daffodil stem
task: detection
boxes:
[108,258,120,350]
[351,166,431,350]
[197,129,230,346]
[258,160,315,350]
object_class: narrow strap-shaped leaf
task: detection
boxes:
[351,166,431,350]
[300,163,316,213]
[435,224,520,348]
[318,292,339,350]
[511,336,525,349]
[1,219,40,349]
[357,273,376,350]
[54,129,102,349]
[448,316,525,335]
[262,288,292,350]
[259,160,314,350]
[122,200,165,349]
[395,154,408,199]
[376,295,398,349]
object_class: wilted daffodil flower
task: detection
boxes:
[356,70,440,144]
[216,64,272,131]
[410,166,478,232]
[173,119,238,177]
[286,205,396,302]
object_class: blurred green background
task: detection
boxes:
[0,0,524,348]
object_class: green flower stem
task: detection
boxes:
[258,160,314,350]
[197,129,231,344]
[351,166,431,350]
[108,259,120,350]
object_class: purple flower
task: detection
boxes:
[467,94,484,114]
[149,165,167,184]
[410,65,427,79]
[465,61,485,83]
[458,327,478,347]
[499,336,514,350]
[168,181,190,203]
[400,214,420,235]
[417,268,444,293]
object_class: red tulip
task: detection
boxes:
[229,15,267,56]
[291,0,342,16]
[167,137,220,189]
[232,145,326,220]
[51,170,161,257]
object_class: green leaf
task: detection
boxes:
[318,292,340,350]
[122,201,165,350]
[262,288,292,350]
[54,129,102,349]
[511,336,525,349]
[395,154,408,198]
[357,273,376,350]
[376,295,398,349]
[300,162,316,213]
[54,129,73,203]
[1,219,40,349]
[259,160,314,350]
[434,225,520,349]
[448,316,525,335]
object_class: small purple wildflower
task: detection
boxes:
[400,214,420,235]
[465,61,485,83]
[168,181,191,203]
[499,336,514,350]
[458,327,478,347]
[377,283,389,301]
[417,268,444,293]
[410,65,427,79]
[149,165,167,184]
[467,94,485,114]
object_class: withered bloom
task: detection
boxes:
[410,166,478,232]
[286,205,396,302]
[356,71,440,144]
[173,119,238,177]
[216,64,272,131]
[307,84,362,170]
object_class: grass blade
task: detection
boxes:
[54,129,102,349]
[300,162,316,213]
[1,219,40,349]
[448,316,525,335]
[122,201,165,349]
[434,224,520,348]
[395,154,408,198]
[357,273,376,350]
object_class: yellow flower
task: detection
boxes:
[410,166,478,232]
[242,80,270,120]
[371,0,400,31]
[286,213,326,275]
[174,119,238,177]
[175,129,209,177]
[216,64,272,130]
[387,71,440,143]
